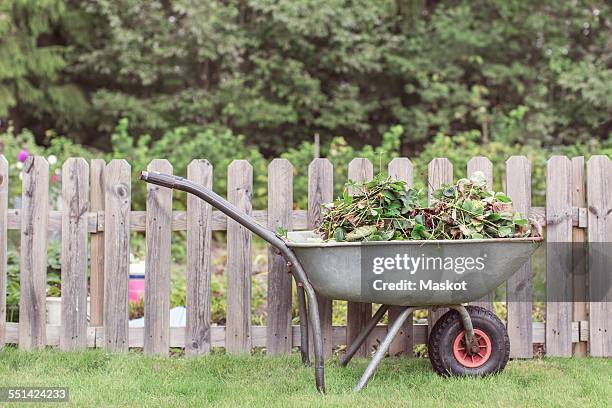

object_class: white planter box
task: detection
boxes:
[46,297,91,325]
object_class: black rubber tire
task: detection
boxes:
[428,306,510,377]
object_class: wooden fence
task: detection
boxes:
[0,155,610,357]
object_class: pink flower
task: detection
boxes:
[17,149,29,162]
[51,174,59,184]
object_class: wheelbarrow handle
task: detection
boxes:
[141,170,287,250]
[140,170,326,393]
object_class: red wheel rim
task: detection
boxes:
[452,328,492,368]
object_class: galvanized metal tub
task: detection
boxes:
[287,231,542,306]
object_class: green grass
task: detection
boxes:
[0,347,610,407]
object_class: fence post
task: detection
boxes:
[144,159,173,356]
[571,157,587,356]
[19,156,49,350]
[60,158,90,350]
[308,158,334,357]
[427,158,453,333]
[0,155,7,347]
[506,156,532,358]
[226,160,253,353]
[266,159,293,355]
[346,158,373,357]
[89,159,105,327]
[388,157,414,356]
[186,160,213,355]
[103,159,131,352]
[546,156,573,356]
[587,155,612,356]
[467,156,494,311]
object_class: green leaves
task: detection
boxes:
[495,192,512,203]
[317,171,539,242]
[333,227,346,242]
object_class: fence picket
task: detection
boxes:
[467,157,494,311]
[60,158,90,350]
[347,158,373,357]
[0,155,7,347]
[267,159,293,355]
[546,156,573,356]
[388,158,414,356]
[103,159,131,352]
[144,159,173,356]
[19,157,49,350]
[89,159,105,326]
[427,158,453,333]
[571,157,587,356]
[186,160,213,355]
[308,158,334,356]
[226,160,253,353]
[506,156,532,358]
[587,155,612,357]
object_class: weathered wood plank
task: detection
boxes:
[467,157,495,311]
[60,158,90,350]
[388,157,414,357]
[18,157,49,350]
[266,159,293,355]
[10,206,586,233]
[94,209,307,232]
[144,160,173,356]
[89,159,105,326]
[427,158,453,333]
[226,160,252,353]
[3,321,578,348]
[0,155,7,347]
[308,158,334,357]
[506,156,532,358]
[185,160,213,356]
[587,155,612,357]
[546,156,573,356]
[346,158,373,357]
[103,160,131,352]
[571,157,587,356]
[7,209,98,232]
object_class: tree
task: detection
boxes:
[0,0,87,141]
[3,1,611,154]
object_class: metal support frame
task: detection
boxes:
[340,304,474,391]
[340,304,390,366]
[296,283,310,364]
[140,171,326,393]
[448,304,475,345]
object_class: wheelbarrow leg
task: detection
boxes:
[296,281,310,365]
[290,259,326,393]
[340,304,390,367]
[354,307,415,392]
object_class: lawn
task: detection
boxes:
[0,347,610,407]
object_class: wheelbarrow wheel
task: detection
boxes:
[428,306,509,377]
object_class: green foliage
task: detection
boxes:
[0,125,94,202]
[318,172,534,242]
[108,118,267,209]
[0,0,88,134]
[3,1,611,154]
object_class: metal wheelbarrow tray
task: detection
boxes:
[140,171,542,393]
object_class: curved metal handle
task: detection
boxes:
[141,170,290,251]
[140,170,326,392]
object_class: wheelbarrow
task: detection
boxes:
[140,171,542,393]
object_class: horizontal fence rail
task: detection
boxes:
[0,154,609,358]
